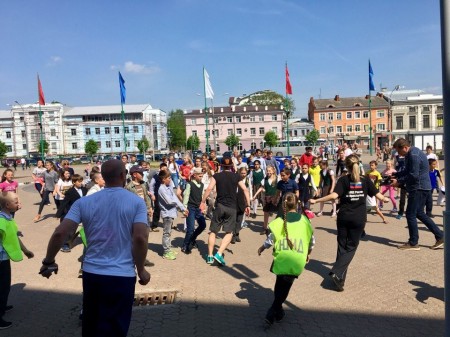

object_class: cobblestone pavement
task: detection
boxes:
[3,162,445,337]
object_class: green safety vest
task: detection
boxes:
[0,217,23,262]
[269,214,313,276]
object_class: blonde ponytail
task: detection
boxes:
[345,154,361,182]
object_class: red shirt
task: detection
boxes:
[299,153,314,167]
[180,164,193,181]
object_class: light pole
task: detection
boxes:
[387,85,401,145]
[14,101,30,158]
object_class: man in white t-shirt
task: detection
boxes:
[39,159,150,336]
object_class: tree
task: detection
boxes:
[137,136,150,154]
[167,109,186,150]
[38,140,49,154]
[263,131,279,149]
[186,135,200,151]
[0,141,7,159]
[305,129,320,148]
[85,139,99,159]
[224,134,240,150]
[241,90,296,113]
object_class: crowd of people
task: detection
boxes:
[0,138,445,333]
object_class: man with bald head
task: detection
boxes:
[40,159,150,336]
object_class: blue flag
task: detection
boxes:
[119,71,126,105]
[369,60,375,91]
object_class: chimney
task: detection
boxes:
[334,95,340,101]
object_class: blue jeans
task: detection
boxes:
[405,189,443,245]
[170,173,179,188]
[184,206,206,248]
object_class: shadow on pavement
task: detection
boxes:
[409,280,444,304]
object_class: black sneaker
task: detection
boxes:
[190,241,198,249]
[265,308,275,325]
[5,305,13,313]
[234,235,241,243]
[60,244,71,253]
[275,308,285,322]
[181,246,191,254]
[0,319,12,330]
[231,236,236,244]
[331,273,345,292]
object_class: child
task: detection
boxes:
[201,162,216,219]
[126,166,154,226]
[316,160,337,217]
[365,161,387,223]
[0,192,34,329]
[289,158,300,181]
[253,165,278,235]
[257,192,314,325]
[250,160,264,218]
[0,170,19,218]
[297,164,317,210]
[380,160,397,212]
[426,158,444,217]
[181,167,206,254]
[54,169,73,211]
[275,168,299,218]
[335,150,346,177]
[158,170,188,260]
[309,157,321,199]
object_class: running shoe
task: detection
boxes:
[163,251,176,260]
[213,252,226,266]
[391,208,398,213]
[206,255,214,264]
[396,214,403,220]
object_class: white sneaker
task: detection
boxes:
[316,212,323,217]
[331,213,337,218]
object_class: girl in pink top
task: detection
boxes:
[379,160,397,212]
[0,169,19,194]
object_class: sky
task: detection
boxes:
[0,0,442,118]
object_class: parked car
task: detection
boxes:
[79,156,90,164]
[28,158,37,166]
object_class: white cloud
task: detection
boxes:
[46,55,62,66]
[123,61,160,75]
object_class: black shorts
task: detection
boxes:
[210,203,236,234]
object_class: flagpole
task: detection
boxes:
[119,72,127,154]
[285,63,291,156]
[121,103,127,154]
[203,67,210,153]
[369,60,373,156]
[37,74,44,159]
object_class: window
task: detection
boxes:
[114,127,120,134]
[124,127,129,134]
[250,116,255,122]
[363,111,369,118]
[271,114,277,121]
[6,145,12,152]
[328,126,334,134]
[95,128,100,135]
[22,144,27,150]
[396,116,403,129]
[251,142,257,150]
[250,128,256,136]
[346,112,352,119]
[327,113,333,121]
[236,128,242,136]
[237,142,243,151]
[409,106,416,113]
[71,129,76,136]
[105,127,110,134]
[227,117,232,123]
[409,116,416,129]
[423,115,430,128]
[236,116,241,123]
[191,119,196,125]
[85,128,91,135]
[216,144,220,152]
[126,140,130,147]
[192,130,197,136]
[21,130,26,137]
[336,126,342,134]
[301,130,305,136]
[320,126,326,134]
[336,112,342,120]
[259,127,265,135]
[115,140,121,147]
[6,131,11,138]
[377,124,385,131]
[319,113,325,121]
[96,141,101,148]
[51,129,56,136]
[51,143,56,150]
[377,110,385,118]
[133,126,139,133]
[214,117,219,124]
[227,129,233,136]
[106,141,111,148]
[272,127,278,133]
[437,114,444,127]
[346,125,352,133]
[354,111,361,119]
[423,105,431,112]
[259,115,264,122]
[72,142,77,149]
[355,124,361,132]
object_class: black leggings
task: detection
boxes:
[271,275,296,312]
[38,190,56,215]
[0,260,11,317]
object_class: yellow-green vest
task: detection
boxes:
[269,214,313,276]
[0,217,23,262]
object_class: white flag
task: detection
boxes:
[204,68,214,99]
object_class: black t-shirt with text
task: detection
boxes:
[334,175,378,224]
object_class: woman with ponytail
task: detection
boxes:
[257,192,314,325]
[310,154,389,292]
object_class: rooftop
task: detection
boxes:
[63,104,152,116]
[312,95,388,110]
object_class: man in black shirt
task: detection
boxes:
[201,157,250,266]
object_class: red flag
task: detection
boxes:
[38,75,45,106]
[285,64,292,95]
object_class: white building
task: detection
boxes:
[3,103,167,157]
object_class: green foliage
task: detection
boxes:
[241,90,296,112]
[85,139,99,158]
[305,129,320,146]
[167,109,186,150]
[0,141,7,159]
[186,135,200,151]
[137,136,150,154]
[38,140,49,154]
[224,134,240,150]
[263,131,279,149]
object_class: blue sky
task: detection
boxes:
[0,0,442,117]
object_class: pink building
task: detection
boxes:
[184,104,286,153]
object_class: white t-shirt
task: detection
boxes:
[168,162,178,174]
[344,148,353,158]
[427,153,438,161]
[55,180,73,200]
[66,187,148,277]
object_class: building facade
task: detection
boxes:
[3,103,167,157]
[184,104,286,153]
[309,94,389,147]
